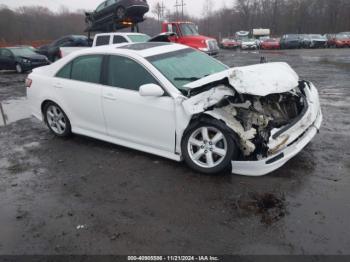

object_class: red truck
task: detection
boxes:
[161,21,219,55]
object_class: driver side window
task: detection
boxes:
[107,55,159,91]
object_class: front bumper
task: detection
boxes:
[241,45,258,50]
[232,82,322,176]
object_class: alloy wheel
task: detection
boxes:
[187,126,228,169]
[46,105,67,135]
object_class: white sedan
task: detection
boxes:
[27,42,322,176]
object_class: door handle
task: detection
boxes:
[54,83,64,89]
[103,93,116,101]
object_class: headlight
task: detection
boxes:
[22,59,31,64]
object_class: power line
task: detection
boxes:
[174,0,186,20]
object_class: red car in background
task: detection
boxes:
[220,38,240,49]
[260,38,280,50]
[329,34,350,48]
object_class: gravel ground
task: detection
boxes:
[0,48,349,255]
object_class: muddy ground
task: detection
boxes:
[0,49,349,255]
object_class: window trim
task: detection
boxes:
[102,54,170,96]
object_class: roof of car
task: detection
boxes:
[95,32,149,36]
[76,42,189,58]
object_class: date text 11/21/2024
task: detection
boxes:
[127,256,220,261]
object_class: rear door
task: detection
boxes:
[54,55,106,135]
[101,55,176,153]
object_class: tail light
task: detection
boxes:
[59,49,62,58]
[25,78,32,88]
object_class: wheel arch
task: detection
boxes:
[41,99,72,125]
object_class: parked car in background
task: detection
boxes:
[330,34,350,48]
[60,33,151,58]
[220,38,240,49]
[27,42,322,176]
[85,0,149,29]
[280,34,301,49]
[301,34,327,48]
[37,35,91,62]
[260,38,280,50]
[0,47,49,73]
[241,38,258,50]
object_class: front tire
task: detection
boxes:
[44,102,72,137]
[181,119,238,175]
[15,63,23,74]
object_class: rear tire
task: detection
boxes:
[181,118,238,175]
[43,102,72,137]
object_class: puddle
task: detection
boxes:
[0,97,30,127]
[234,192,287,225]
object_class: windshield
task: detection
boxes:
[147,49,227,92]
[179,23,199,36]
[10,48,37,57]
[127,34,151,43]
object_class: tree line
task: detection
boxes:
[193,0,350,38]
[0,0,350,45]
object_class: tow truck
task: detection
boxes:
[161,21,220,55]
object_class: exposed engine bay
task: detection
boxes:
[212,85,306,160]
[182,62,319,164]
[217,88,305,160]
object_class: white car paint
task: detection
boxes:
[184,62,299,96]
[27,43,322,176]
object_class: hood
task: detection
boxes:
[184,62,299,97]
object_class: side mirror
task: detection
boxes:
[139,84,164,97]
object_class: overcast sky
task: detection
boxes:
[0,0,229,17]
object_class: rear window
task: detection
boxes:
[127,34,151,43]
[56,55,103,84]
[95,36,110,46]
[71,55,103,84]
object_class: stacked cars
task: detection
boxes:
[85,0,149,31]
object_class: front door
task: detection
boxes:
[102,55,176,153]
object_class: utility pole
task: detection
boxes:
[160,1,165,20]
[174,0,186,20]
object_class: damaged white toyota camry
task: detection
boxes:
[27,42,322,176]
